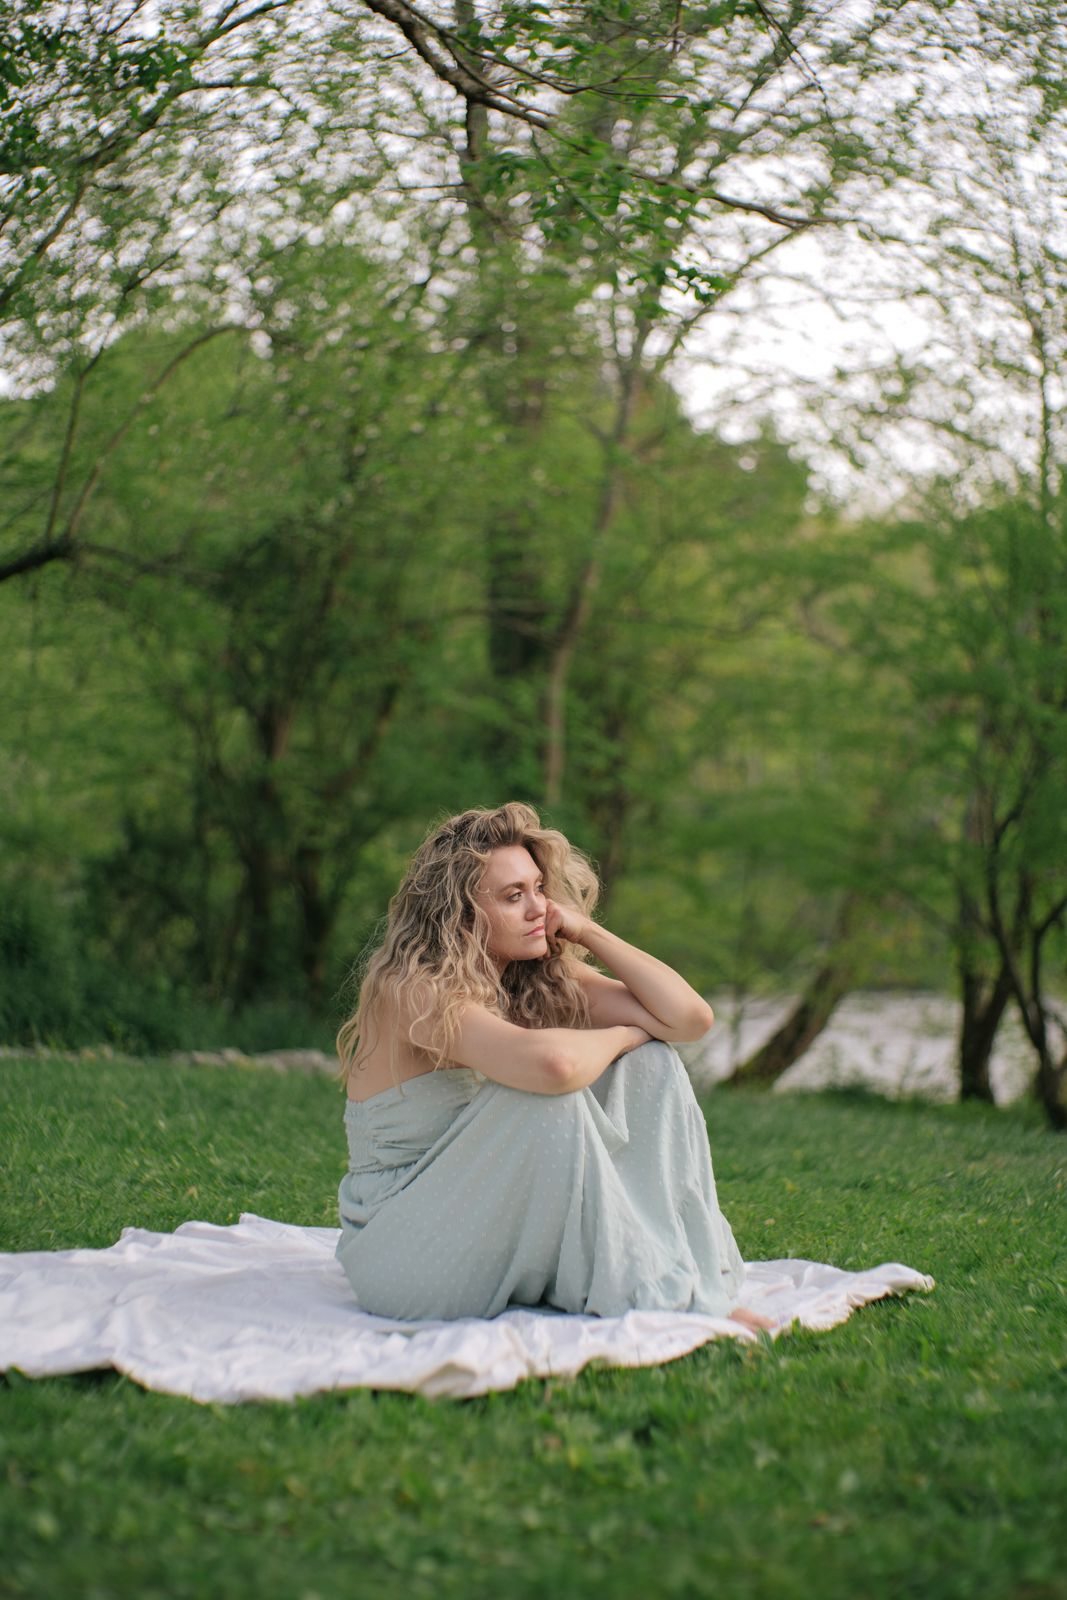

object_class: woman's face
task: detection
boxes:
[474,844,548,968]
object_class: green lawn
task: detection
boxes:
[1,1055,1064,1600]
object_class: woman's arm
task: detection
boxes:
[413,999,651,1096]
[548,903,714,1043]
[546,1020,652,1089]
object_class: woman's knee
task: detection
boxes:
[478,1081,592,1158]
[626,1037,687,1072]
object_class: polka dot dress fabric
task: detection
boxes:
[336,1040,749,1321]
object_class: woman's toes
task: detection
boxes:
[727,1306,775,1332]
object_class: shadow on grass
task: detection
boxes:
[2,1365,125,1395]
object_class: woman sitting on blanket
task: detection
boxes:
[334,801,773,1333]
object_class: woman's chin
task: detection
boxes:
[493,933,549,967]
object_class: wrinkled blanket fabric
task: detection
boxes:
[0,1217,934,1402]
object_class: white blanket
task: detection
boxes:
[0,1214,935,1402]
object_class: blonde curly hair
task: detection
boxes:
[337,801,597,1089]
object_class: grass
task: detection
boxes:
[1,1055,1065,1600]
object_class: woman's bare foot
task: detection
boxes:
[727,1305,775,1333]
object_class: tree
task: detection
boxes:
[832,490,1067,1129]
[403,0,934,819]
[1,0,386,581]
[2,236,479,1007]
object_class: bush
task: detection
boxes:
[0,881,87,1046]
[0,879,336,1055]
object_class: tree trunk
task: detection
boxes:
[451,11,556,780]
[542,355,643,805]
[233,759,288,1004]
[722,959,851,1088]
[955,784,1010,1102]
[1033,1041,1067,1132]
[294,845,333,1007]
[723,892,859,1088]
[985,867,1067,1134]
[957,957,1012,1102]
[487,522,553,679]
[235,837,275,1003]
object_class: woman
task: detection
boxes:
[335,802,772,1332]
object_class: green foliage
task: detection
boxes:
[0,879,84,1045]
[0,248,989,1048]
[2,0,1064,1107]
[0,871,338,1054]
[3,240,492,1019]
[831,490,1067,955]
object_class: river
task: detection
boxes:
[678,990,1036,1105]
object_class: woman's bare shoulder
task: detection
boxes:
[370,974,429,1022]
[373,978,509,1052]
[345,982,431,1100]
[392,977,453,1045]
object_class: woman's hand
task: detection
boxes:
[620,1026,653,1055]
[543,897,590,946]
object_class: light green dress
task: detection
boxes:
[336,1038,747,1321]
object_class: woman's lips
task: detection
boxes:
[527,926,546,936]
